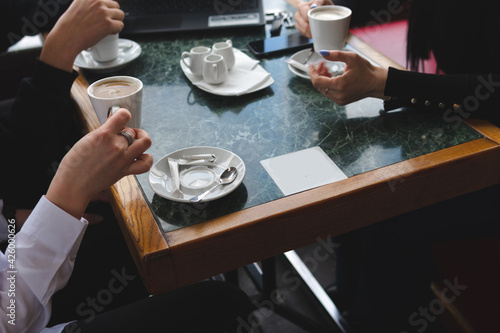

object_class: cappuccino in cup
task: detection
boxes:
[92,81,140,98]
[310,10,347,20]
[88,76,143,128]
[308,6,352,52]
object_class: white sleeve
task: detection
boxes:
[0,196,87,333]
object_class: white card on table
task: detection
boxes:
[260,146,347,196]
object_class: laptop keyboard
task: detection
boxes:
[121,0,259,16]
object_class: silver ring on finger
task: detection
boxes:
[119,131,134,146]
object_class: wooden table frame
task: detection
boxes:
[71,34,500,295]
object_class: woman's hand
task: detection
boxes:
[46,109,153,219]
[294,0,333,38]
[309,50,389,105]
[41,0,125,72]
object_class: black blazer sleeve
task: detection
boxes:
[383,67,500,126]
[0,59,82,209]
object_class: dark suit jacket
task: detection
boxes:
[0,60,82,210]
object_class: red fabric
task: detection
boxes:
[350,19,437,73]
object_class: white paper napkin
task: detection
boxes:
[193,66,270,96]
[233,49,260,70]
[167,158,182,198]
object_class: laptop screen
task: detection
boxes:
[120,0,264,35]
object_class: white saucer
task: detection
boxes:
[180,48,274,96]
[287,48,345,80]
[74,39,141,72]
[149,146,246,203]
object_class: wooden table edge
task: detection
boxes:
[160,137,500,287]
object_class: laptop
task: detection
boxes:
[120,0,265,36]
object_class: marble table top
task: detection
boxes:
[81,30,481,232]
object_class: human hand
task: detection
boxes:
[46,109,153,219]
[309,50,388,105]
[294,0,333,38]
[40,0,125,72]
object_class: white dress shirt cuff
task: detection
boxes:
[21,196,87,256]
[17,196,88,304]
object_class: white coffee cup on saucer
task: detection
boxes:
[203,54,228,85]
[87,76,143,128]
[212,40,235,70]
[308,5,351,53]
[181,46,211,76]
[88,33,119,63]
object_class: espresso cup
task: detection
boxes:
[181,46,211,76]
[87,76,143,128]
[212,40,235,70]
[88,33,119,62]
[308,5,351,52]
[202,54,228,85]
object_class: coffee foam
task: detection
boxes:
[92,81,139,98]
[311,8,349,20]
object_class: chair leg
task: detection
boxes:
[283,250,354,333]
[242,254,348,333]
[262,257,277,297]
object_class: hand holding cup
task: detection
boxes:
[40,0,125,72]
[46,109,152,219]
[294,0,334,38]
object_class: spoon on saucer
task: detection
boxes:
[189,167,238,203]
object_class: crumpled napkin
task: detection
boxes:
[168,158,182,198]
[182,48,272,96]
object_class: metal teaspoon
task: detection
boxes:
[189,167,238,203]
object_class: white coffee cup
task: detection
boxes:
[181,46,211,76]
[308,5,351,53]
[87,76,143,128]
[88,33,119,63]
[203,54,228,85]
[212,40,235,70]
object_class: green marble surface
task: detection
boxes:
[82,28,482,233]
